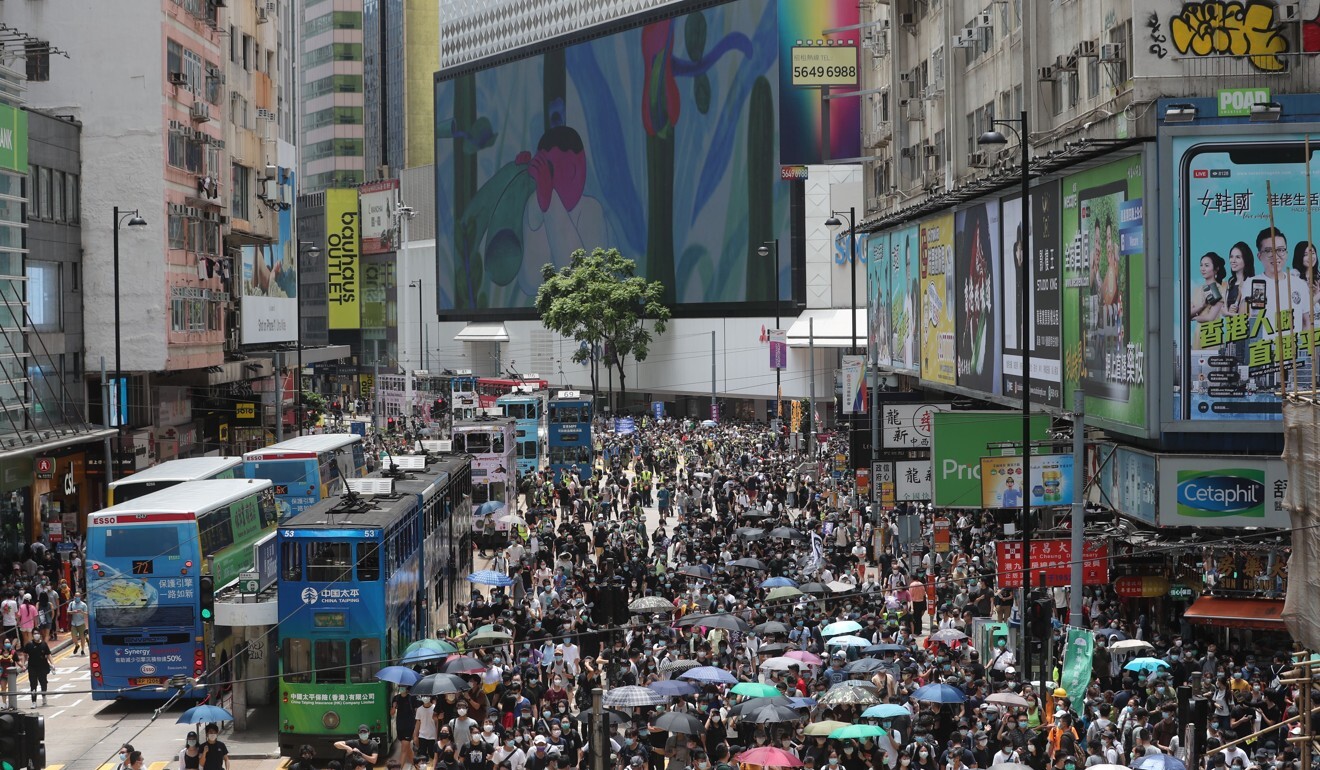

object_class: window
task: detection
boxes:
[1108,22,1131,85]
[349,638,381,683]
[184,50,204,98]
[198,508,235,555]
[314,639,347,683]
[169,213,187,249]
[25,40,50,82]
[231,163,249,221]
[167,39,183,82]
[356,542,379,581]
[65,173,78,223]
[281,540,303,581]
[282,637,311,683]
[1087,52,1101,98]
[28,165,40,220]
[50,170,64,222]
[307,541,351,582]
[39,167,51,220]
[26,261,60,332]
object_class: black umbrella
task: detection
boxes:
[844,658,888,674]
[753,621,791,636]
[576,707,630,726]
[412,673,468,696]
[729,557,769,571]
[677,564,715,580]
[442,655,486,674]
[800,582,829,594]
[742,508,774,520]
[769,527,807,541]
[745,703,803,723]
[735,527,767,540]
[758,642,788,655]
[653,711,706,735]
[677,612,751,633]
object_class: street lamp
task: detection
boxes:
[296,240,320,435]
[825,207,859,473]
[979,109,1036,686]
[757,241,781,434]
[409,279,426,372]
[111,207,147,438]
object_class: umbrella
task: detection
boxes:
[829,724,887,740]
[1124,657,1171,673]
[603,685,665,708]
[1133,757,1186,770]
[825,635,870,648]
[1096,628,1129,641]
[730,557,770,571]
[766,586,804,602]
[474,500,505,516]
[759,656,802,672]
[576,707,630,725]
[737,747,803,767]
[785,650,823,666]
[680,666,738,685]
[467,570,515,587]
[660,659,701,675]
[742,508,774,520]
[1109,639,1154,653]
[442,655,486,674]
[865,643,909,654]
[804,720,850,737]
[733,682,782,698]
[1088,766,1136,770]
[677,564,716,580]
[700,419,718,427]
[862,704,912,719]
[990,764,1036,770]
[412,673,469,696]
[789,697,818,710]
[735,527,768,540]
[468,629,513,645]
[799,582,829,594]
[822,620,863,636]
[375,666,422,686]
[177,705,233,724]
[985,692,1031,708]
[630,596,677,614]
[754,621,791,635]
[760,577,798,589]
[844,658,888,674]
[912,683,966,703]
[401,647,449,666]
[727,696,794,717]
[497,513,527,527]
[769,527,807,541]
[827,581,856,593]
[653,711,706,735]
[929,629,969,644]
[406,638,459,655]
[745,702,804,723]
[817,684,881,707]
[758,642,788,655]
[649,680,700,698]
[677,612,751,633]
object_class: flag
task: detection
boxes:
[1059,627,1095,705]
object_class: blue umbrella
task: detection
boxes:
[788,696,818,709]
[649,679,700,697]
[865,643,909,654]
[679,666,739,685]
[1124,657,1171,673]
[474,501,505,516]
[912,683,966,704]
[177,704,234,724]
[761,577,799,589]
[375,666,422,686]
[467,570,516,586]
[863,704,912,719]
[401,647,447,665]
[1133,755,1186,770]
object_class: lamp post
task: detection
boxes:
[979,109,1035,685]
[111,207,147,440]
[296,241,320,436]
[757,241,781,434]
[825,207,859,483]
[409,279,426,373]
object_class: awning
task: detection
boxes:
[1184,597,1286,630]
[455,322,510,343]
[300,345,352,365]
[786,309,867,348]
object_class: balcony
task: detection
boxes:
[1157,54,1319,97]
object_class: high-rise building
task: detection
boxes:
[299,0,366,192]
[364,0,438,176]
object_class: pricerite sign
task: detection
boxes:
[1157,456,1288,528]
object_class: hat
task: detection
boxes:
[359,724,371,732]
[631,758,645,766]
[534,736,549,746]
[833,651,846,659]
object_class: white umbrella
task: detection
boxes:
[827,581,856,593]
[824,634,871,648]
[760,656,805,671]
[1108,639,1154,653]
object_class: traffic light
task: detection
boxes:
[0,712,20,769]
[20,714,43,770]
[386,416,396,433]
[1027,591,1053,638]
[430,398,446,419]
[199,575,215,622]
[0,712,41,770]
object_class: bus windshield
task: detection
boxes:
[248,460,313,488]
[95,525,183,559]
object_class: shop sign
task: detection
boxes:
[236,403,257,420]
[932,517,950,553]
[881,403,950,448]
[878,482,895,507]
[1157,456,1289,528]
[1168,584,1195,601]
[932,411,1050,507]
[35,457,54,479]
[894,460,932,501]
[995,539,1109,588]
[855,468,870,497]
[1113,576,1169,598]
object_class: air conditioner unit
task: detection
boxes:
[256,5,269,22]
[898,71,912,82]
[169,71,188,86]
[266,1,276,12]
[1038,65,1058,81]
[903,100,925,121]
[922,145,938,158]
[922,84,943,101]
[1077,40,1099,58]
[900,146,916,159]
[873,31,889,56]
[953,31,973,48]
[901,79,918,99]
[900,12,916,27]
[1099,43,1124,62]
[190,101,211,122]
[974,12,992,28]
[1055,54,1078,72]
[969,151,988,167]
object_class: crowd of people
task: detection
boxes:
[0,541,83,704]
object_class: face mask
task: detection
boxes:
[207,736,217,744]
[188,740,197,748]
[120,753,127,761]
[829,760,840,766]
[552,730,562,738]
[506,740,516,748]
[458,709,468,716]
[919,753,929,760]
[485,725,494,732]
[359,732,371,741]
[423,698,433,705]
[902,761,912,766]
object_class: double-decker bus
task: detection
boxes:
[452,417,516,535]
[108,456,244,505]
[276,455,471,756]
[548,391,594,483]
[496,390,547,476]
[475,376,549,409]
[85,478,278,700]
[244,434,367,518]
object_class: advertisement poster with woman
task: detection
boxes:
[1061,155,1148,434]
[954,201,1001,395]
[889,224,921,374]
[920,213,956,386]
[1173,134,1320,421]
[1001,185,1064,408]
[867,232,892,367]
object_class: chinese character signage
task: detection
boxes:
[954,201,1002,395]
[325,188,360,329]
[995,539,1109,588]
[881,403,949,448]
[769,329,787,369]
[841,355,866,414]
[920,213,957,386]
[1172,135,1320,422]
[931,411,1049,507]
[1157,455,1289,528]
[979,454,1075,508]
[894,460,932,501]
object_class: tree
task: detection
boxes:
[537,248,671,413]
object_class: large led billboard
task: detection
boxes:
[1001,183,1064,409]
[434,0,857,315]
[954,201,1001,395]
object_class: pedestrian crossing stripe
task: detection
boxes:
[72,762,170,770]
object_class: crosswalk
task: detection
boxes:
[47,764,172,770]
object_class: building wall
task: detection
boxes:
[299,0,366,193]
[296,190,329,347]
[403,0,438,168]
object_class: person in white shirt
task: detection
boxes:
[560,639,581,677]
[493,737,527,770]
[0,595,16,641]
[414,696,440,768]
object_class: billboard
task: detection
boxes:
[777,0,861,164]
[0,104,27,173]
[867,232,891,368]
[1002,183,1064,408]
[894,460,931,501]
[1157,455,1289,528]
[931,411,1049,507]
[434,0,793,313]
[889,225,920,373]
[1172,134,1320,422]
[841,355,866,414]
[1092,444,1157,525]
[880,402,949,449]
[1061,154,1148,433]
[980,453,1075,508]
[240,243,298,344]
[325,188,361,330]
[955,201,1001,394]
[920,213,956,386]
[995,539,1109,588]
[359,179,399,255]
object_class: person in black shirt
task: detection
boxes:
[393,686,418,769]
[200,724,230,770]
[333,724,380,767]
[19,631,51,705]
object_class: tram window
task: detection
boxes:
[350,637,381,683]
[492,432,505,453]
[465,432,491,453]
[314,639,347,684]
[452,434,465,453]
[357,542,380,581]
[490,481,506,505]
[307,542,351,582]
[282,637,311,683]
[281,541,303,581]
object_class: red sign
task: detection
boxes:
[35,457,54,478]
[994,539,1109,588]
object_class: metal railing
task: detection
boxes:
[1160,53,1320,95]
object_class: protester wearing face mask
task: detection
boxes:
[495,734,528,770]
[178,731,202,770]
[113,743,136,770]
[414,695,441,769]
[199,725,229,770]
[0,636,16,694]
[450,703,479,752]
[332,724,378,768]
[391,684,418,769]
[19,628,51,706]
[286,744,317,770]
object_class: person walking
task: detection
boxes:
[20,628,51,706]
[178,731,203,770]
[16,593,37,646]
[68,591,88,654]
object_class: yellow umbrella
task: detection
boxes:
[804,721,850,737]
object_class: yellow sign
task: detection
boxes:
[359,374,375,400]
[236,403,256,420]
[219,423,229,442]
[920,213,956,386]
[325,188,360,329]
[879,482,895,507]
[790,46,859,87]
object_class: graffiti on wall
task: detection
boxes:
[1167,0,1320,72]
[1147,12,1170,59]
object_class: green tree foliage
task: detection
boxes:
[537,248,671,412]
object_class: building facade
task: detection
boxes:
[299,0,366,192]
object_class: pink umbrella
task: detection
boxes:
[785,650,823,666]
[737,747,804,768]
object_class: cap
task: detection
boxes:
[359,724,371,732]
[534,736,549,746]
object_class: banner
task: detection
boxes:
[240,243,298,344]
[1092,444,1157,524]
[769,329,787,370]
[1061,155,1148,433]
[1060,628,1095,705]
[325,188,361,329]
[868,233,891,368]
[954,201,1002,394]
[980,454,1075,508]
[994,539,1109,588]
[889,225,921,373]
[359,179,400,254]
[1002,184,1064,408]
[1173,135,1320,422]
[0,104,27,173]
[920,214,956,385]
[881,403,949,448]
[842,355,866,414]
[895,460,932,501]
[1157,455,1289,528]
[931,411,1049,507]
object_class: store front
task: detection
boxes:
[0,454,32,561]
[32,448,93,549]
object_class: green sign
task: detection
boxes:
[1217,87,1270,117]
[0,104,26,174]
[931,411,1049,507]
[1168,584,1194,601]
[1060,628,1095,704]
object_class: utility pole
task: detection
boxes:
[1069,389,1085,627]
[710,330,717,421]
[808,317,816,454]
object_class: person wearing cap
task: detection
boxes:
[525,736,556,770]
[333,724,380,768]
